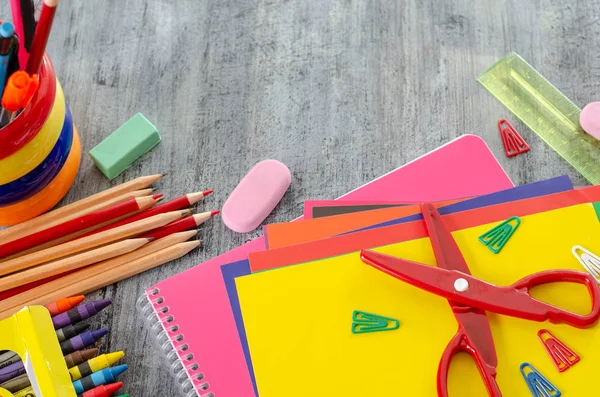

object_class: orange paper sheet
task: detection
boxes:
[265,198,463,248]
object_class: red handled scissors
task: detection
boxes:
[360,203,600,397]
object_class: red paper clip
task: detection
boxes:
[498,119,530,157]
[537,329,580,372]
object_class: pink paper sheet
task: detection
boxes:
[145,135,513,397]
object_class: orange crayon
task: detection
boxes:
[45,295,85,316]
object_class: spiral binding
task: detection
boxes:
[138,289,215,397]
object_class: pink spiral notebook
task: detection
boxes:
[139,135,513,397]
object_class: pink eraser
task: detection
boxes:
[222,160,291,233]
[580,102,600,140]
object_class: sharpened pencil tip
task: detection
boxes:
[161,172,169,177]
[203,189,214,196]
[211,210,220,217]
[147,237,155,242]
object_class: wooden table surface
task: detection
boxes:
[1,0,599,396]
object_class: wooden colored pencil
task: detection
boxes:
[66,241,200,295]
[81,190,213,237]
[0,231,197,317]
[0,210,191,277]
[0,238,151,292]
[0,174,164,245]
[4,193,163,260]
[0,197,159,259]
[141,210,219,240]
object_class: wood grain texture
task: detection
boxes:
[1,0,600,395]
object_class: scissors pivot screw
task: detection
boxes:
[454,278,469,292]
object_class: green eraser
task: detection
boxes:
[90,113,161,179]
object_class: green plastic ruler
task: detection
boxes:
[478,52,600,184]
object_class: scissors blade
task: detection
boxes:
[421,203,498,366]
[360,249,500,369]
[361,249,475,302]
[421,203,472,275]
[452,308,499,368]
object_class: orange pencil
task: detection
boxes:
[44,295,85,316]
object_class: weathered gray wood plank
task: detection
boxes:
[0,0,599,395]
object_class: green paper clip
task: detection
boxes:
[352,310,400,334]
[478,216,521,254]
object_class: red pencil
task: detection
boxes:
[140,210,219,240]
[26,0,58,74]
[0,196,158,260]
[44,295,84,316]
[80,190,213,238]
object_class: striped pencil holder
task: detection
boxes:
[0,55,80,226]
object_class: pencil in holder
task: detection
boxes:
[0,54,80,226]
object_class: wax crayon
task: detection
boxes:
[57,323,91,343]
[0,350,20,369]
[45,295,86,316]
[52,299,112,329]
[61,329,108,355]
[64,348,100,369]
[12,385,35,397]
[0,360,25,384]
[73,365,128,394]
[70,351,125,381]
[0,373,30,393]
[77,382,123,397]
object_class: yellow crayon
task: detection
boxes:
[68,351,125,381]
[12,386,35,397]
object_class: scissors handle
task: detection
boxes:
[438,327,502,397]
[510,269,600,328]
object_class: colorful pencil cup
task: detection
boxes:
[0,54,80,226]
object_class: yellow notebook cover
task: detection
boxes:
[236,203,600,396]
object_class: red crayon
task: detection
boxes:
[78,382,123,397]
[140,210,219,240]
[81,190,213,237]
[45,295,85,316]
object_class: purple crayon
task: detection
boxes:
[61,328,109,355]
[0,361,25,384]
[52,299,112,329]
